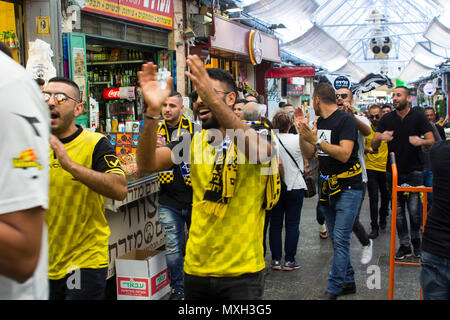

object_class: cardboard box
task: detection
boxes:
[115,250,170,300]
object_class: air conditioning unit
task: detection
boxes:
[192,14,212,39]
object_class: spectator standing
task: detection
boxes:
[371,86,434,260]
[45,77,127,300]
[364,104,390,238]
[420,140,450,300]
[335,88,373,264]
[381,104,392,117]
[269,109,306,271]
[0,48,49,300]
[157,92,200,300]
[232,98,247,120]
[424,107,445,140]
[296,82,363,300]
[137,57,280,300]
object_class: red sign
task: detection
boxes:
[103,88,120,99]
[151,269,169,294]
[83,0,174,30]
[117,277,149,297]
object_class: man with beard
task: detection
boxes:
[364,105,390,239]
[44,77,127,299]
[371,86,434,260]
[156,91,199,300]
[296,82,363,300]
[335,88,373,264]
[137,56,280,300]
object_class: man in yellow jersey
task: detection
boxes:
[156,91,200,300]
[44,77,127,300]
[364,104,390,239]
[137,56,280,300]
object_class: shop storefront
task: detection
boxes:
[62,0,176,283]
[0,0,24,64]
[190,14,281,104]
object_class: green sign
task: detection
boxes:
[396,79,407,87]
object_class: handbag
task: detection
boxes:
[276,135,317,198]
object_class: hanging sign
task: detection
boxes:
[423,82,436,96]
[333,76,351,90]
[83,0,174,30]
[249,30,263,65]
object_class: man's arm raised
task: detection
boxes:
[137,62,176,174]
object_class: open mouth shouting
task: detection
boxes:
[196,105,211,121]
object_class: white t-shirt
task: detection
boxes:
[276,134,307,191]
[0,52,50,300]
[355,115,370,183]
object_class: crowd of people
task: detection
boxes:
[1,41,449,301]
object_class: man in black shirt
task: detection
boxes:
[371,86,434,260]
[424,107,446,140]
[296,82,362,300]
[420,140,450,300]
[156,92,199,300]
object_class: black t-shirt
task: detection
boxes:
[422,140,450,259]
[377,109,432,174]
[317,109,360,170]
[158,124,196,210]
[435,123,446,141]
[59,125,122,173]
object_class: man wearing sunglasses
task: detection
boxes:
[44,77,127,300]
[364,105,390,240]
[335,88,373,265]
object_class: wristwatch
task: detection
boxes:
[314,138,323,151]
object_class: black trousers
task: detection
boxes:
[184,271,265,300]
[367,169,390,231]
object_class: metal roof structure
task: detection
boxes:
[234,0,450,82]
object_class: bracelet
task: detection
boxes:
[145,114,160,121]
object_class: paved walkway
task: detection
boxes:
[263,193,422,300]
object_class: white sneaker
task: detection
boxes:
[361,239,373,264]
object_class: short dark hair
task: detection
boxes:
[395,86,410,96]
[272,109,293,133]
[369,104,381,111]
[206,68,237,95]
[0,42,12,58]
[424,106,435,112]
[48,76,81,101]
[313,82,337,105]
[234,98,248,105]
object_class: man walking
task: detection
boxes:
[364,104,390,238]
[45,77,127,299]
[157,91,199,300]
[371,86,434,260]
[296,82,363,300]
[335,87,373,264]
[137,56,280,300]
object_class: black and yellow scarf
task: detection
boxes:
[319,163,362,204]
[193,122,281,219]
[157,116,193,186]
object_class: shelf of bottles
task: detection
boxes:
[86,47,150,133]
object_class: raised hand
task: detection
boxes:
[138,62,173,116]
[184,55,218,108]
[293,106,308,132]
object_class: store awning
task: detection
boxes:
[282,24,350,72]
[265,66,315,78]
[398,58,434,82]
[423,17,450,49]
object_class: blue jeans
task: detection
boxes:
[268,185,305,262]
[423,169,433,211]
[396,171,422,247]
[318,188,363,295]
[158,204,191,292]
[420,250,450,300]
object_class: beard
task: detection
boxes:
[201,112,220,130]
[394,100,408,111]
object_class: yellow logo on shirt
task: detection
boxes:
[12,149,43,170]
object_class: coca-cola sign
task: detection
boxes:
[104,88,120,99]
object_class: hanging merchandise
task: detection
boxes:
[25,39,57,82]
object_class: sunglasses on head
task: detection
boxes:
[336,93,348,99]
[42,91,80,105]
[369,115,380,120]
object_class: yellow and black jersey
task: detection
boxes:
[47,126,124,280]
